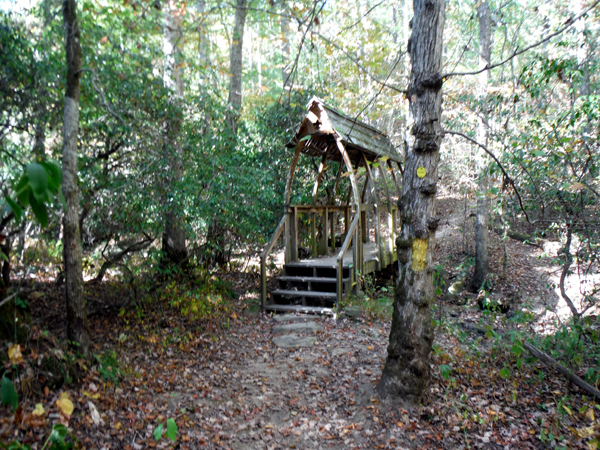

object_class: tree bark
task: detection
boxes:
[226,0,247,135]
[161,0,187,265]
[377,0,445,405]
[280,5,292,92]
[470,1,491,292]
[62,0,90,356]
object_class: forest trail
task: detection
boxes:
[4,196,599,449]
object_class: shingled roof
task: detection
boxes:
[287,97,401,164]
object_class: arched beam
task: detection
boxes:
[335,138,360,208]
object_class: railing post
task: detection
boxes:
[261,256,267,311]
[330,210,335,253]
[374,204,382,270]
[290,206,298,261]
[284,210,290,264]
[311,212,317,257]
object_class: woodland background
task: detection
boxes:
[0,0,599,448]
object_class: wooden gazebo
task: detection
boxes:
[260,97,403,314]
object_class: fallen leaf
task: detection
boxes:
[83,390,100,399]
[88,401,104,426]
[32,403,45,416]
[8,344,24,365]
[56,392,74,417]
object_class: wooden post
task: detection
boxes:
[311,212,317,257]
[290,206,298,261]
[284,143,303,263]
[330,210,335,252]
[374,205,382,269]
[378,158,395,263]
[387,159,402,197]
[319,206,329,255]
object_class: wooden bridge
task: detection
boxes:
[260,98,403,314]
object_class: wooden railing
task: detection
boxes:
[260,215,286,310]
[286,204,352,263]
[336,210,360,306]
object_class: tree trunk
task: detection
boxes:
[225,0,247,134]
[161,0,187,266]
[280,5,292,92]
[377,0,445,405]
[470,1,491,292]
[62,0,90,356]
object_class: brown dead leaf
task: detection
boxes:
[8,344,24,365]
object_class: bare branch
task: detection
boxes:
[310,30,406,94]
[338,0,387,35]
[230,3,407,95]
[444,129,530,223]
[443,0,600,79]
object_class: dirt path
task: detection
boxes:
[4,196,598,449]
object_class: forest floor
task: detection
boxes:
[1,196,600,449]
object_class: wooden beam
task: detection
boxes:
[312,155,328,204]
[332,162,343,206]
[362,152,381,258]
[387,159,402,197]
[284,143,303,263]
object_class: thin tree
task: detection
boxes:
[225,0,248,134]
[377,0,445,404]
[470,0,491,292]
[161,0,187,265]
[62,0,90,356]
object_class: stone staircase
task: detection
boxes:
[265,261,352,314]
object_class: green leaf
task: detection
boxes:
[166,418,177,442]
[499,367,511,379]
[15,176,30,208]
[5,196,23,222]
[26,163,49,202]
[39,161,62,192]
[29,194,49,228]
[299,135,311,142]
[510,343,522,357]
[1,377,18,411]
[50,423,68,442]
[516,357,523,369]
[153,423,163,442]
[440,364,451,380]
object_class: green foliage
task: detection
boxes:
[162,272,236,321]
[5,161,63,228]
[42,424,74,450]
[95,350,122,385]
[0,376,18,411]
[154,418,177,443]
[346,275,393,320]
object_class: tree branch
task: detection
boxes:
[443,129,530,223]
[310,29,406,94]
[231,3,407,95]
[338,0,387,35]
[443,0,600,79]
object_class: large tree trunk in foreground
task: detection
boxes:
[161,0,187,265]
[470,1,491,292]
[225,0,247,134]
[377,0,445,405]
[62,0,90,356]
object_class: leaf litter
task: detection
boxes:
[1,199,599,449]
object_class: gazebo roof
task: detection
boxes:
[287,97,401,164]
